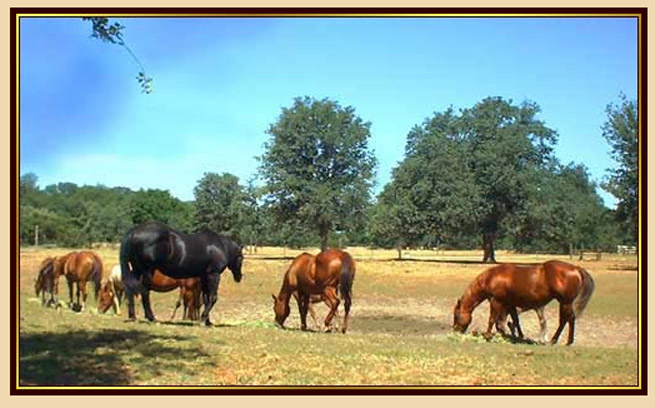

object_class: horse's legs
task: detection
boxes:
[322,287,340,333]
[74,282,81,311]
[565,307,576,346]
[307,299,319,330]
[192,285,201,321]
[126,292,137,321]
[50,275,60,307]
[140,290,156,322]
[508,307,524,339]
[297,293,310,331]
[170,287,184,321]
[485,300,499,339]
[67,279,74,308]
[80,281,88,312]
[550,303,574,345]
[486,299,508,339]
[535,307,548,343]
[200,272,220,326]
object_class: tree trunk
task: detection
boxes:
[397,246,403,260]
[482,232,497,263]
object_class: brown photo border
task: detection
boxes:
[9,7,648,396]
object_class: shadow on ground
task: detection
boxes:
[19,329,210,386]
[353,313,450,336]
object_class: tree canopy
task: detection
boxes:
[369,97,614,261]
[258,97,377,250]
[601,94,638,244]
[20,95,630,257]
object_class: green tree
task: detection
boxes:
[512,163,610,253]
[128,189,178,225]
[370,112,480,258]
[167,200,196,233]
[258,97,377,251]
[601,94,638,245]
[193,172,248,239]
[459,97,557,262]
[373,98,556,262]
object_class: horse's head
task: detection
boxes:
[228,243,244,283]
[97,281,119,314]
[272,294,290,328]
[452,298,472,333]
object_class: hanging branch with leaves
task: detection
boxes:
[82,17,153,94]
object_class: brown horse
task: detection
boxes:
[292,292,340,331]
[272,249,355,333]
[59,251,104,312]
[486,301,547,343]
[453,260,595,345]
[98,265,201,321]
[36,252,103,311]
[35,257,57,307]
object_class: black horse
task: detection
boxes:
[119,222,244,326]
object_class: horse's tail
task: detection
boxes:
[574,268,596,317]
[120,229,133,288]
[90,253,103,301]
[120,227,144,295]
[339,253,356,302]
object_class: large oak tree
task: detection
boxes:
[258,97,377,251]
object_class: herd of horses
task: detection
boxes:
[33,221,596,345]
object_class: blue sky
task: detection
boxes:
[19,17,638,207]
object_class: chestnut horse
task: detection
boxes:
[453,260,595,345]
[61,251,104,312]
[486,301,547,343]
[272,249,355,333]
[98,265,202,321]
[292,292,340,330]
[35,257,57,307]
[35,252,103,311]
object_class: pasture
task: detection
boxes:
[18,246,639,387]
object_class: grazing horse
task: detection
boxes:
[453,260,595,345]
[272,249,355,333]
[119,222,243,326]
[97,265,124,315]
[60,251,104,312]
[98,265,202,320]
[35,257,57,307]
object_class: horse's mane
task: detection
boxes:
[461,267,493,306]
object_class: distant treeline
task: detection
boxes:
[18,167,627,254]
[19,95,637,256]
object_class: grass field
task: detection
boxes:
[17,246,640,388]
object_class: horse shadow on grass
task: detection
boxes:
[19,329,214,386]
